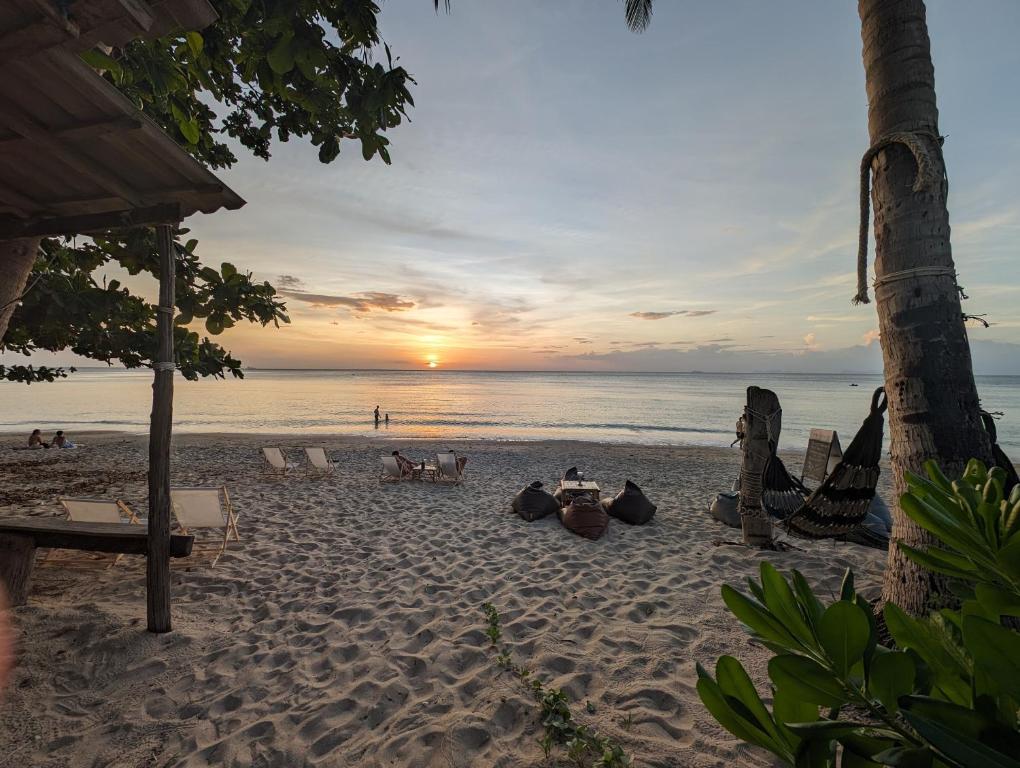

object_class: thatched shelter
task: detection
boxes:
[0,0,244,632]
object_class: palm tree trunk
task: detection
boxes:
[0,237,41,344]
[859,0,993,615]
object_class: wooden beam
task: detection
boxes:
[0,107,143,207]
[0,519,194,557]
[0,185,41,218]
[0,202,182,238]
[0,116,143,150]
[0,2,80,64]
[147,223,175,634]
[115,0,157,33]
[0,534,35,607]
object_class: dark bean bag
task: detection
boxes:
[602,480,656,525]
[559,494,609,540]
[710,492,741,528]
[512,481,559,522]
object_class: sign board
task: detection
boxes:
[802,429,842,485]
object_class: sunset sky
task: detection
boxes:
[31,0,1020,373]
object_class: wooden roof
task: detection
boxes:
[0,0,244,238]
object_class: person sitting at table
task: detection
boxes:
[27,429,48,449]
[391,450,417,477]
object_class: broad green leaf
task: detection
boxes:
[898,544,977,582]
[840,568,856,602]
[186,31,204,57]
[963,615,1020,700]
[80,48,123,77]
[178,118,200,144]
[883,604,971,705]
[818,600,870,678]
[785,721,895,739]
[268,34,296,74]
[901,708,1020,768]
[721,585,797,649]
[696,671,791,760]
[871,746,935,767]
[715,657,775,732]
[869,650,915,714]
[773,683,818,729]
[760,562,815,647]
[973,583,1020,620]
[791,569,824,631]
[768,655,847,708]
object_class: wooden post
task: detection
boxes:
[147,224,175,633]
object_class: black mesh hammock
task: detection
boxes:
[762,387,888,540]
[982,411,1020,495]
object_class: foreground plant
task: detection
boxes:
[481,603,630,767]
[697,459,1020,767]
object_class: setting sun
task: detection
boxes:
[426,353,439,368]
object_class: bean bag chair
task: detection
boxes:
[710,492,741,528]
[512,481,559,522]
[559,494,609,540]
[602,480,656,525]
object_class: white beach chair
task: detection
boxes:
[380,455,411,482]
[59,497,140,524]
[170,486,239,566]
[46,497,142,568]
[436,451,465,485]
[304,447,335,473]
[262,446,295,474]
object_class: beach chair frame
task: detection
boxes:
[170,486,239,566]
[435,451,465,485]
[304,447,336,474]
[380,455,412,482]
[261,446,294,475]
[46,497,141,568]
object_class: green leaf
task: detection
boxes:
[773,683,818,729]
[963,615,1020,700]
[883,604,971,705]
[791,569,825,631]
[268,34,296,74]
[186,31,204,57]
[868,650,915,714]
[818,600,870,678]
[760,562,815,647]
[898,544,978,582]
[871,746,935,767]
[721,585,798,649]
[715,656,791,751]
[695,669,791,761]
[80,48,122,77]
[768,655,848,708]
[901,706,1020,768]
[785,721,895,739]
[178,118,200,144]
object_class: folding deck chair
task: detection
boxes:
[46,497,141,568]
[304,447,336,473]
[262,447,296,475]
[170,486,239,566]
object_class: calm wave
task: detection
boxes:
[2,370,1019,454]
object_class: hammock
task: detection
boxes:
[981,411,1019,495]
[776,387,888,540]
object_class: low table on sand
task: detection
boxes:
[558,480,601,506]
[413,463,439,482]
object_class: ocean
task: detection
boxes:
[2,369,1019,454]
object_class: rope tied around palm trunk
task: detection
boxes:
[854,130,943,305]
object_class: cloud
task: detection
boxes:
[276,274,304,290]
[862,329,881,346]
[629,309,718,320]
[280,290,416,313]
[573,337,593,344]
[803,332,817,346]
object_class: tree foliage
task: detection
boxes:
[697,459,1020,767]
[2,0,415,384]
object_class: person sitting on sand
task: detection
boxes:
[51,430,75,449]
[391,450,416,477]
[27,429,48,449]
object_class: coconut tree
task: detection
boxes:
[599,0,993,613]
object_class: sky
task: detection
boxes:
[29,0,1020,373]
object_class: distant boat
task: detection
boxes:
[850,383,859,387]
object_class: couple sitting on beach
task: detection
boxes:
[27,429,75,450]
[391,449,467,478]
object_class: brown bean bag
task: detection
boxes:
[512,481,559,522]
[559,494,609,540]
[603,480,657,525]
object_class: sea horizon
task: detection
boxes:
[4,369,1018,454]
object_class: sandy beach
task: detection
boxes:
[0,433,890,767]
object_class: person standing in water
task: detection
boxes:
[374,405,381,426]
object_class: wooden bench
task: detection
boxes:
[0,519,194,606]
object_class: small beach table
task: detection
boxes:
[558,480,601,506]
[413,462,439,483]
